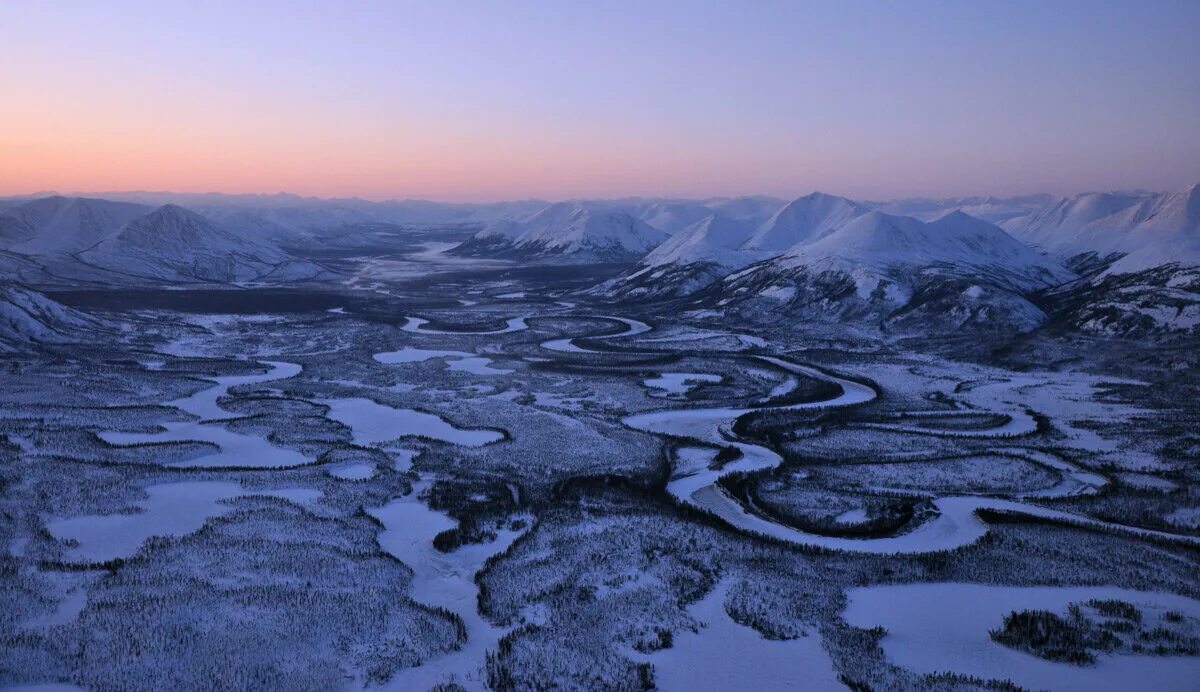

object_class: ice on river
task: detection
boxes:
[401,316,528,335]
[101,421,311,469]
[98,360,311,468]
[540,316,651,353]
[174,360,301,421]
[626,354,1198,555]
[372,480,529,691]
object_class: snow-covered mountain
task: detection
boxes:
[707,210,1074,333]
[595,213,763,300]
[1000,184,1200,271]
[644,213,763,269]
[995,184,1200,335]
[197,205,362,246]
[1001,192,1159,257]
[1104,183,1200,273]
[636,202,715,235]
[783,210,1071,290]
[84,191,550,229]
[596,192,870,300]
[632,196,786,235]
[451,202,669,262]
[0,196,332,285]
[78,204,329,284]
[704,195,787,224]
[596,183,1199,336]
[0,282,98,352]
[1047,264,1200,338]
[4,187,1195,335]
[0,196,151,254]
[742,192,869,252]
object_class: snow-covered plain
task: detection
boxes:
[4,210,1200,691]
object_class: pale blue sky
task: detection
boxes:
[2,1,1197,200]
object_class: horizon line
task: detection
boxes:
[2,182,1195,207]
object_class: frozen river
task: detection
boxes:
[98,360,311,468]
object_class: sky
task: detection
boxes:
[1,1,1198,202]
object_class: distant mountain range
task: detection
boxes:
[0,196,329,284]
[1,183,1197,337]
[79,204,326,283]
[710,210,1074,334]
[1001,184,1200,274]
[589,184,1200,336]
[451,202,669,262]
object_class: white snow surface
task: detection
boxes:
[843,583,1200,692]
[637,201,716,235]
[474,202,668,257]
[320,397,503,446]
[373,479,530,691]
[540,315,651,353]
[46,480,320,563]
[400,316,528,335]
[632,192,869,275]
[0,196,149,254]
[743,191,869,252]
[643,372,722,396]
[373,346,512,375]
[98,360,313,469]
[0,283,95,351]
[636,580,842,691]
[637,213,765,270]
[616,192,1083,304]
[78,204,325,283]
[624,352,1198,555]
[1003,183,1200,272]
[777,210,1073,291]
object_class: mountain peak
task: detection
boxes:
[77,204,324,283]
[932,209,974,223]
[742,192,867,252]
[457,201,668,261]
[783,209,1072,289]
[150,203,203,220]
[0,195,152,254]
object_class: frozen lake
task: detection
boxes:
[639,580,843,691]
[843,583,1200,691]
[374,346,512,375]
[321,397,504,447]
[46,481,320,563]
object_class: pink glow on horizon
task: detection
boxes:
[1,2,1198,202]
